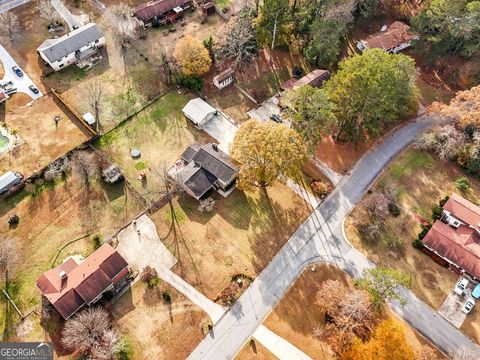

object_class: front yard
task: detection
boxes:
[345,147,480,343]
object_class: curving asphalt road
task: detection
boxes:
[188,114,480,359]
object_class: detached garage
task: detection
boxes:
[182,98,218,126]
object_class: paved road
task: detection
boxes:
[188,114,480,359]
[0,43,42,100]
[0,0,30,14]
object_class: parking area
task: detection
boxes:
[0,43,42,100]
[438,277,476,328]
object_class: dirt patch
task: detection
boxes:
[235,340,277,360]
[111,281,209,360]
[264,263,447,359]
[0,94,90,178]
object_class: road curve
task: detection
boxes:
[188,114,480,359]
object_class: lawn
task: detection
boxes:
[262,264,447,360]
[111,281,209,360]
[0,171,145,341]
[149,182,311,300]
[94,91,213,204]
[345,148,480,323]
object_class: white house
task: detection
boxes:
[37,23,105,72]
[213,68,235,89]
[182,98,218,126]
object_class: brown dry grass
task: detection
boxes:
[263,264,447,359]
[235,340,277,360]
[0,94,90,178]
[111,281,209,360]
[149,182,311,301]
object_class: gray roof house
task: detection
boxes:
[37,23,106,72]
[0,171,23,197]
[167,143,239,200]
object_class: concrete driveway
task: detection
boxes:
[0,43,42,101]
[199,112,238,154]
[439,279,472,328]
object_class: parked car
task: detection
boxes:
[0,81,17,94]
[454,277,469,296]
[472,283,480,299]
[270,114,282,123]
[28,85,39,94]
[462,298,475,314]
[12,66,23,77]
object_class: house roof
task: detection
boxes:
[37,23,104,63]
[423,220,480,278]
[213,68,235,83]
[360,21,416,51]
[182,98,217,124]
[184,168,218,198]
[133,0,189,22]
[36,244,128,319]
[192,145,237,183]
[0,171,21,192]
[444,193,480,228]
[281,69,330,90]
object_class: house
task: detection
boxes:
[0,171,23,197]
[167,143,239,200]
[133,0,193,26]
[182,98,218,126]
[37,23,105,72]
[281,69,331,91]
[36,244,129,319]
[356,21,417,53]
[422,193,480,280]
[213,68,235,89]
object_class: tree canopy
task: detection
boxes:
[323,49,418,142]
[283,85,337,153]
[173,35,212,76]
[230,119,307,191]
[412,0,480,61]
[256,0,291,50]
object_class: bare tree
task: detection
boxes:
[217,8,257,70]
[109,4,142,51]
[364,191,390,220]
[62,307,118,360]
[84,79,104,132]
[0,12,19,42]
[44,156,70,182]
[198,197,215,213]
[69,150,99,185]
[415,125,465,160]
[37,0,59,28]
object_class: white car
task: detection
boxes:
[462,298,475,314]
[454,277,469,296]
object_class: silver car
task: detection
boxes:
[462,298,475,314]
[454,277,469,296]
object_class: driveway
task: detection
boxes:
[198,112,238,154]
[50,0,84,31]
[439,279,472,328]
[0,44,42,100]
[188,114,480,359]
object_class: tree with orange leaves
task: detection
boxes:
[173,35,212,76]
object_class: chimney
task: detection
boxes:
[59,270,67,280]
[212,143,218,151]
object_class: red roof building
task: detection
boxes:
[422,193,480,279]
[281,69,330,91]
[356,22,417,53]
[36,244,129,319]
[133,0,193,25]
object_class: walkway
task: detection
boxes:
[312,158,342,185]
[188,114,480,359]
[50,0,82,31]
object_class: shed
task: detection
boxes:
[0,171,23,196]
[101,164,123,184]
[182,98,218,126]
[82,112,96,127]
[213,68,235,89]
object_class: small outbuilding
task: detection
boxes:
[82,112,96,127]
[213,68,235,89]
[101,164,123,184]
[182,98,218,126]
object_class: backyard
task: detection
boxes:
[0,169,145,342]
[345,147,480,343]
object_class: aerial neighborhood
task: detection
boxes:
[1,0,480,360]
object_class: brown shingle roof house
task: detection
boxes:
[356,21,417,53]
[422,193,480,279]
[281,69,330,91]
[36,244,129,319]
[133,0,193,25]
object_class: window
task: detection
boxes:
[95,39,99,44]
[59,64,64,68]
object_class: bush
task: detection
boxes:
[311,181,332,197]
[178,75,203,91]
[141,266,159,288]
[388,202,401,217]
[418,224,431,240]
[454,176,471,192]
[431,206,442,221]
[439,195,449,207]
[412,238,423,249]
[114,336,134,360]
[92,234,104,249]
[162,291,172,304]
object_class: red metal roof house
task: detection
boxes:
[422,193,480,279]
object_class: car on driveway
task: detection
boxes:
[12,66,23,77]
[462,298,475,314]
[270,114,282,123]
[28,85,39,94]
[454,277,469,296]
[472,284,480,299]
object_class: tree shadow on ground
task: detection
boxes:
[40,308,71,357]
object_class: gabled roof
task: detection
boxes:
[360,21,416,51]
[37,23,104,63]
[192,145,237,182]
[134,0,190,22]
[0,171,20,191]
[213,68,235,83]
[444,193,480,228]
[184,168,217,198]
[182,98,217,124]
[281,69,330,90]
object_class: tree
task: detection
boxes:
[141,266,159,287]
[84,79,104,132]
[69,150,99,185]
[62,307,118,360]
[355,267,412,310]
[217,7,257,70]
[415,125,465,160]
[256,0,291,50]
[173,35,212,76]
[342,319,414,360]
[37,0,59,27]
[455,176,471,193]
[315,280,376,353]
[283,85,336,154]
[412,1,480,61]
[109,4,142,51]
[323,49,418,142]
[230,119,307,191]
[0,12,19,42]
